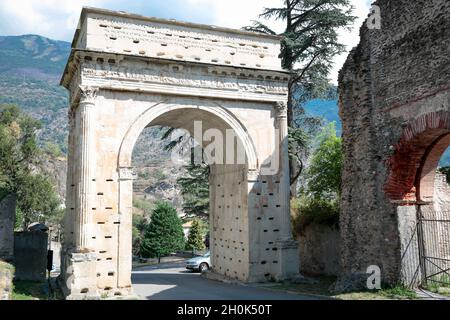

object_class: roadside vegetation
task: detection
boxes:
[0,104,63,230]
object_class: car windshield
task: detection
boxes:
[204,251,210,257]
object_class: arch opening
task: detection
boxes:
[384,111,450,203]
[120,105,253,295]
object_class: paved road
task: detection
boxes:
[131,261,320,300]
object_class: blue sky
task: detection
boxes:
[0,0,372,83]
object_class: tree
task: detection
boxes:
[185,218,206,252]
[0,104,62,230]
[306,123,342,200]
[177,163,210,219]
[132,199,154,256]
[0,104,41,193]
[140,201,185,262]
[132,213,146,256]
[16,173,61,230]
[244,0,355,191]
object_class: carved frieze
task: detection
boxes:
[75,57,288,101]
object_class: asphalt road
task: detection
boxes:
[131,261,319,300]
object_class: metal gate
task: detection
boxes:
[417,207,450,287]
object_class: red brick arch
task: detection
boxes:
[384,111,450,202]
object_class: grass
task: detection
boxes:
[12,280,48,300]
[11,277,64,300]
[422,275,450,297]
[260,276,418,300]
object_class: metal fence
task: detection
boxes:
[417,207,450,287]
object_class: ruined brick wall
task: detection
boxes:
[337,0,450,290]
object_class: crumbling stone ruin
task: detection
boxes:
[337,0,450,291]
[0,194,15,262]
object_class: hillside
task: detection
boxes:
[0,35,70,150]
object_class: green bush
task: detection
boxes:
[185,218,206,251]
[140,201,185,259]
[292,196,339,237]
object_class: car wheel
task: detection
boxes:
[199,262,209,273]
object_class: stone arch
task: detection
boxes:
[59,7,299,299]
[117,101,259,170]
[384,111,450,202]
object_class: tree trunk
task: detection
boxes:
[287,82,300,198]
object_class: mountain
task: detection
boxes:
[304,98,342,136]
[0,35,70,151]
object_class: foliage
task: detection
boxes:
[292,123,342,235]
[140,201,185,259]
[292,195,339,235]
[306,123,343,199]
[133,199,154,216]
[244,0,355,188]
[43,142,62,158]
[185,218,206,251]
[0,104,62,230]
[377,285,417,299]
[132,213,147,256]
[0,104,41,192]
[16,173,61,230]
[177,163,210,219]
[438,166,450,184]
[154,169,167,181]
[132,199,154,256]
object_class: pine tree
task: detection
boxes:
[177,163,210,219]
[185,218,206,252]
[244,0,355,192]
[140,201,185,261]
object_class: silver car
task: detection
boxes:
[185,251,211,272]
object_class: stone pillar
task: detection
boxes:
[60,86,99,299]
[274,101,299,280]
[64,109,76,248]
[117,167,135,295]
[274,101,292,241]
[75,86,98,251]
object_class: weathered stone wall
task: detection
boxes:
[338,0,450,290]
[298,224,340,276]
[14,231,48,281]
[0,260,14,300]
[0,194,16,261]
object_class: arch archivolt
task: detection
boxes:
[117,100,259,171]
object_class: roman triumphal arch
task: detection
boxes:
[58,7,298,299]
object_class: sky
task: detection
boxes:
[0,0,373,83]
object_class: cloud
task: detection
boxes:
[0,0,108,41]
[0,0,371,83]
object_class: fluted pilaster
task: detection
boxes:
[274,101,292,241]
[75,86,98,250]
